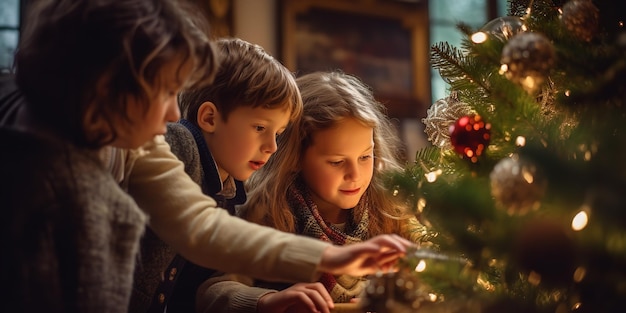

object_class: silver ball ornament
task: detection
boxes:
[422,92,473,149]
[479,16,527,42]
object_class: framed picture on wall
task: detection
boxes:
[194,0,233,38]
[279,0,430,118]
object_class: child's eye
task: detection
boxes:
[160,91,177,101]
[254,125,266,132]
[359,155,373,161]
[163,88,177,97]
[329,160,343,167]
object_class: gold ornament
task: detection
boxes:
[500,32,555,94]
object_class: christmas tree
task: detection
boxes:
[363,0,626,312]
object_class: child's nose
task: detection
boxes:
[262,135,278,154]
[168,99,181,122]
[345,162,361,181]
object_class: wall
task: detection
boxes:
[233,0,278,55]
[232,0,429,161]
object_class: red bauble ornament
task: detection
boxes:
[449,114,491,163]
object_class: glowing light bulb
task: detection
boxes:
[415,260,427,272]
[416,198,426,213]
[499,64,508,74]
[573,266,587,282]
[572,210,588,231]
[428,293,438,302]
[471,32,488,43]
[425,169,442,183]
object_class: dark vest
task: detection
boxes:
[148,120,246,313]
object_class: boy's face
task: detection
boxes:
[205,105,291,182]
[112,60,189,149]
[300,117,375,224]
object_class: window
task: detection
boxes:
[0,0,21,72]
[429,0,508,102]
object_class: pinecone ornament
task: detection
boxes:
[362,270,425,313]
[560,0,599,42]
[490,155,547,215]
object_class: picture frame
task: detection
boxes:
[196,0,234,38]
[279,0,431,118]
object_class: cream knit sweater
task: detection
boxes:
[107,135,330,283]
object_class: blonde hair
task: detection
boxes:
[240,71,410,237]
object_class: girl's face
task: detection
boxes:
[300,117,374,224]
[111,59,191,149]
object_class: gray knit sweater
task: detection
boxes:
[0,128,147,312]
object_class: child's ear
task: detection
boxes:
[197,101,218,133]
[83,101,114,143]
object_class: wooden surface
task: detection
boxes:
[330,303,365,313]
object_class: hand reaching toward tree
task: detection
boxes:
[318,234,413,277]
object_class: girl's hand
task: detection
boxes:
[257,282,334,313]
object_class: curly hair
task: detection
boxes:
[15,0,217,148]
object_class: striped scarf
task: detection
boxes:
[287,181,370,303]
